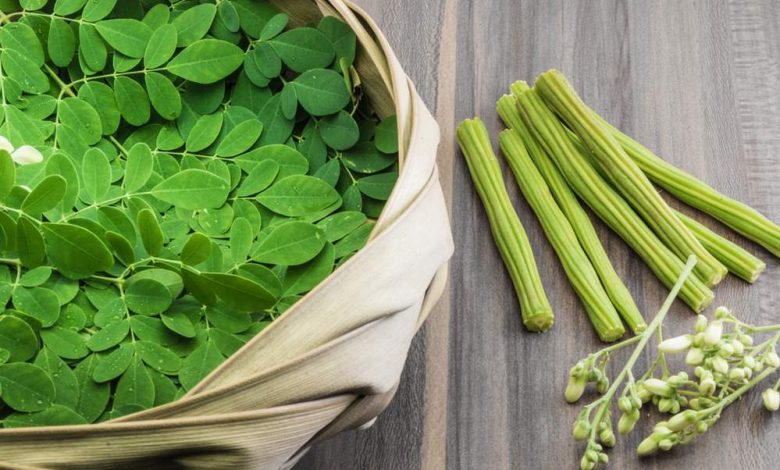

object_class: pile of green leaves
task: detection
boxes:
[0,0,399,427]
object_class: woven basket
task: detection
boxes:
[0,1,453,468]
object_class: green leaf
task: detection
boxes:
[48,18,76,67]
[95,19,152,59]
[259,13,288,41]
[0,22,44,65]
[22,175,67,216]
[179,339,223,391]
[253,41,282,78]
[20,266,53,287]
[142,3,170,29]
[217,1,241,33]
[83,0,117,22]
[151,169,230,210]
[357,172,398,201]
[125,278,173,315]
[92,343,134,382]
[78,23,108,72]
[19,0,48,11]
[13,286,61,327]
[229,217,253,263]
[181,232,212,265]
[375,115,399,153]
[114,357,155,409]
[167,39,245,85]
[0,150,15,202]
[215,119,263,157]
[161,310,196,338]
[208,328,246,357]
[135,341,181,374]
[0,363,55,412]
[150,371,178,406]
[316,211,367,242]
[173,3,217,47]
[237,159,278,197]
[256,94,294,145]
[80,148,111,204]
[293,68,350,116]
[186,112,224,152]
[280,82,298,120]
[73,355,110,422]
[202,273,276,312]
[106,231,135,265]
[269,27,335,73]
[283,242,335,296]
[144,23,178,69]
[334,222,374,259]
[137,208,164,257]
[342,142,396,174]
[145,72,182,120]
[86,319,129,352]
[114,76,151,126]
[53,0,87,16]
[41,326,89,360]
[3,404,87,428]
[0,348,9,365]
[1,50,50,94]
[45,152,80,211]
[318,16,357,65]
[124,143,154,192]
[320,110,359,150]
[16,217,46,269]
[42,223,115,279]
[256,175,341,217]
[78,82,120,135]
[33,348,79,408]
[236,144,309,179]
[252,221,326,266]
[181,267,216,306]
[0,315,39,362]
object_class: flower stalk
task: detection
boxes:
[456,118,554,331]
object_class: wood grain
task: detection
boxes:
[298,0,780,468]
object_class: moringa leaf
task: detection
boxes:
[42,223,115,279]
[95,19,152,59]
[172,3,217,47]
[167,39,245,85]
[151,169,230,210]
[293,68,351,116]
[144,23,178,69]
[0,363,55,412]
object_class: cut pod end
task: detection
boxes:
[524,308,555,332]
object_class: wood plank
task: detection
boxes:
[299,0,780,468]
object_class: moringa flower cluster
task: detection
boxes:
[565,260,779,469]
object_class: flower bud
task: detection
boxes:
[630,396,643,410]
[689,398,702,410]
[11,145,43,166]
[728,368,745,382]
[580,454,595,470]
[618,409,640,435]
[719,342,734,357]
[732,340,745,356]
[743,367,753,379]
[696,421,709,433]
[703,321,723,346]
[694,314,708,333]
[762,389,780,411]
[766,352,780,368]
[618,397,633,413]
[658,439,674,451]
[643,378,674,397]
[658,398,673,413]
[585,449,599,463]
[637,436,659,456]
[667,373,687,387]
[698,378,717,396]
[598,452,609,464]
[565,375,588,403]
[636,385,652,403]
[599,428,616,448]
[686,348,705,366]
[714,306,730,319]
[658,335,693,354]
[573,419,591,441]
[0,135,13,153]
[694,366,706,378]
[712,356,729,374]
[743,355,757,370]
[596,376,610,394]
[667,410,698,431]
[738,334,754,347]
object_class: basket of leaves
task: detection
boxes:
[0,0,452,468]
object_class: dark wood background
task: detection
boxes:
[298,0,780,468]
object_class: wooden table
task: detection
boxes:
[298,1,780,468]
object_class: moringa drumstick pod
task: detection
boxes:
[499,129,625,341]
[501,84,646,334]
[674,211,766,283]
[456,118,554,332]
[596,115,780,258]
[515,88,713,312]
[535,70,727,287]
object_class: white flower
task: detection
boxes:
[686,347,705,366]
[0,135,13,153]
[694,314,708,333]
[703,321,723,346]
[712,356,729,374]
[659,335,693,354]
[11,145,43,166]
[643,378,674,397]
[698,377,716,395]
[762,389,780,411]
[766,352,780,368]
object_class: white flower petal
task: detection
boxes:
[0,135,14,154]
[11,145,43,166]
